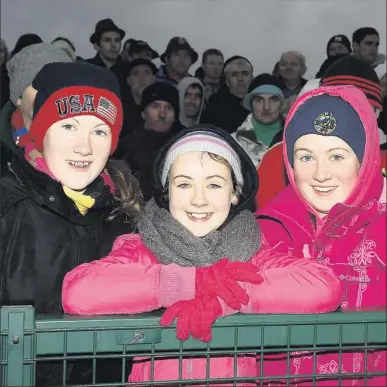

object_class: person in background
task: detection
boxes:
[62,125,342,385]
[117,82,181,201]
[52,36,77,61]
[272,61,280,78]
[0,61,142,385]
[352,26,385,68]
[119,58,157,138]
[87,18,127,91]
[315,53,347,78]
[0,43,72,167]
[120,38,136,63]
[157,37,198,86]
[278,50,307,117]
[0,38,10,108]
[321,55,386,145]
[128,40,159,62]
[256,85,386,385]
[199,48,224,101]
[326,34,352,57]
[10,33,42,57]
[256,54,386,209]
[203,55,253,133]
[177,77,205,128]
[232,73,284,167]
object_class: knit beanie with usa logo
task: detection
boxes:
[30,61,123,154]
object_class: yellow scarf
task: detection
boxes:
[62,186,96,215]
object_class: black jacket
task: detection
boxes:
[117,127,179,201]
[202,85,250,134]
[86,54,127,95]
[0,145,135,314]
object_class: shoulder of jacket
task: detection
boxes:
[111,233,143,251]
[0,175,31,218]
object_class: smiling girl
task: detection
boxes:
[0,61,141,315]
[62,125,343,385]
[257,85,386,385]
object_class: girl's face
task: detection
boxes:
[43,115,112,190]
[293,134,360,218]
[169,152,238,237]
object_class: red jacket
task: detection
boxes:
[256,85,387,385]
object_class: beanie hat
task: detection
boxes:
[242,73,284,111]
[221,55,253,85]
[326,35,352,56]
[140,82,179,116]
[30,61,123,154]
[160,130,244,187]
[320,56,382,111]
[286,94,366,167]
[6,42,72,105]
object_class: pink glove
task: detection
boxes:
[196,258,264,310]
[160,295,222,342]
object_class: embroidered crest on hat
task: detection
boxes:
[334,36,343,42]
[177,37,187,44]
[313,112,337,135]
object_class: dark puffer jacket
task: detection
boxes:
[0,145,136,313]
[0,144,137,385]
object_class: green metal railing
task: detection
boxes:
[1,306,386,386]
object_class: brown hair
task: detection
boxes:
[105,159,144,222]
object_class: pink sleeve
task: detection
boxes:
[220,248,344,317]
[62,236,196,315]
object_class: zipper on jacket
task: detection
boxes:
[187,359,193,380]
[7,162,24,185]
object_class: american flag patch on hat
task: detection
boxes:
[97,97,117,124]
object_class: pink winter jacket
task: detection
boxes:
[63,237,342,384]
[256,86,387,386]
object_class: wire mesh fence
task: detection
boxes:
[1,306,386,386]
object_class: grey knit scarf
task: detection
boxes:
[137,199,261,267]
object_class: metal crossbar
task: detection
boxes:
[1,306,386,386]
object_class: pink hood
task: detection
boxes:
[283,85,383,219]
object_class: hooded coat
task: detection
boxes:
[176,77,205,128]
[256,86,386,385]
[62,126,342,385]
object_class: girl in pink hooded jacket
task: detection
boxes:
[256,85,386,386]
[62,125,342,385]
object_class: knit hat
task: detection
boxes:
[326,34,352,56]
[320,55,383,110]
[161,130,244,187]
[160,37,198,64]
[140,82,179,116]
[242,73,284,111]
[6,42,72,104]
[153,125,259,216]
[30,61,123,154]
[286,94,366,167]
[221,55,253,85]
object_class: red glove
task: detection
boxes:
[160,295,222,342]
[196,258,264,310]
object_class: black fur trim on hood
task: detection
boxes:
[152,124,259,219]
